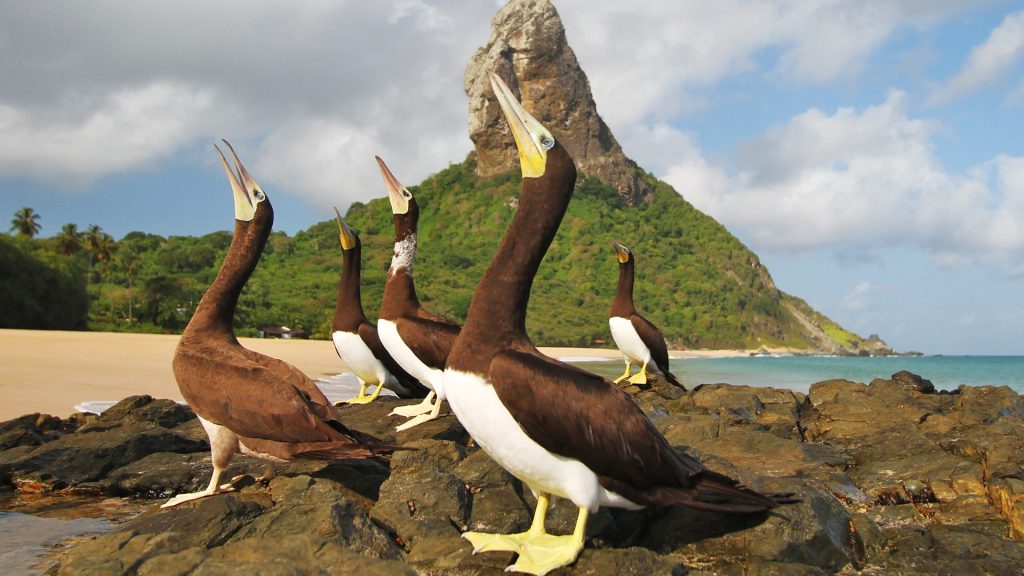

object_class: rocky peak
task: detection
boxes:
[464,0,650,205]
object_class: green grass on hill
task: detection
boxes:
[1,154,866,351]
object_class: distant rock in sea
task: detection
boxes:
[2,372,1023,574]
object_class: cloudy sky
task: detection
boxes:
[2,1,1022,355]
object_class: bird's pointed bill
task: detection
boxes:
[215,144,255,222]
[375,156,411,215]
[334,207,357,250]
[489,71,552,179]
[613,241,630,264]
[221,140,267,209]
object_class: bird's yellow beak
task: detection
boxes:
[334,207,357,251]
[375,156,412,215]
[215,140,266,222]
[612,241,631,264]
[489,72,554,179]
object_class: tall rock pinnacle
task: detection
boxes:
[464,0,650,205]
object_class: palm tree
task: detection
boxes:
[84,225,104,289]
[56,223,82,256]
[119,247,139,322]
[92,233,115,319]
[10,207,41,237]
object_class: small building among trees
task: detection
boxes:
[258,325,308,339]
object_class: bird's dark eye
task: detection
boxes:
[254,190,265,201]
[403,192,411,198]
[540,136,554,150]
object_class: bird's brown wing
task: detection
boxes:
[394,315,461,371]
[488,349,780,511]
[173,342,356,445]
[631,313,676,379]
[488,348,700,493]
[630,313,670,373]
[357,321,431,398]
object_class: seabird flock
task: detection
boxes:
[164,72,796,574]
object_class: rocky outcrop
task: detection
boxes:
[464,0,651,205]
[3,374,1023,574]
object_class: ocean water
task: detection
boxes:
[73,355,1021,416]
[645,355,1024,395]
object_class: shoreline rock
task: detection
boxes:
[1,374,1022,574]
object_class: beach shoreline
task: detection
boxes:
[0,329,758,421]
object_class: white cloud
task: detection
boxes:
[0,0,1005,220]
[929,10,1024,104]
[0,1,492,199]
[555,0,982,126]
[840,281,874,312]
[658,91,1024,272]
[0,82,219,182]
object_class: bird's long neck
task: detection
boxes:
[461,147,576,344]
[380,216,421,320]
[333,245,367,331]
[611,260,636,317]
[187,209,272,339]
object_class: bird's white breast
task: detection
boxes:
[378,319,444,398]
[445,369,642,512]
[609,316,650,365]
[332,330,389,386]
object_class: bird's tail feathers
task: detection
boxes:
[653,469,797,513]
[294,440,411,462]
[664,371,686,390]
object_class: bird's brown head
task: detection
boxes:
[489,72,576,203]
[333,207,360,252]
[375,155,419,242]
[215,140,271,226]
[612,241,633,265]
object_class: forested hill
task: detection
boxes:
[2,155,890,354]
[338,156,880,352]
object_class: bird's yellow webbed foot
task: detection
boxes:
[627,360,648,384]
[389,390,436,417]
[508,507,588,575]
[464,493,551,553]
[395,394,444,431]
[612,360,632,383]
[346,381,383,405]
[162,467,238,509]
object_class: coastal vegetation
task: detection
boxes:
[0,157,868,350]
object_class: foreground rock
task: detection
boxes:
[2,373,1023,574]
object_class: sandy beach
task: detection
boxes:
[0,329,749,421]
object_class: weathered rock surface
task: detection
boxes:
[464,0,651,205]
[3,371,1022,575]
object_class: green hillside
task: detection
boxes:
[2,155,876,352]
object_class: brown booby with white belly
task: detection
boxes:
[608,241,685,389]
[373,157,461,431]
[443,73,795,575]
[331,210,429,403]
[163,141,395,508]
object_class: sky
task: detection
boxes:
[1,1,1022,355]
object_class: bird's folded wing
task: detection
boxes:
[488,349,702,490]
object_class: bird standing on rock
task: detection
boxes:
[374,157,462,432]
[330,209,429,404]
[443,73,795,575]
[609,241,685,390]
[163,141,396,509]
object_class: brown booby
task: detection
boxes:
[609,241,685,389]
[374,156,461,431]
[163,141,394,508]
[443,73,794,575]
[331,209,430,403]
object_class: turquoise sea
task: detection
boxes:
[579,355,1024,395]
